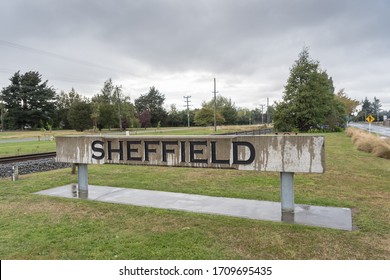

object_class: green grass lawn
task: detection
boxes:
[0,132,389,259]
[0,125,264,140]
[0,140,56,157]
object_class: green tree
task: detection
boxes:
[180,109,195,127]
[134,86,168,127]
[361,97,373,116]
[90,101,100,131]
[120,101,137,129]
[67,100,92,131]
[252,106,273,124]
[373,97,382,121]
[334,89,359,116]
[194,105,224,126]
[356,97,377,121]
[92,79,117,129]
[1,71,56,129]
[98,103,116,129]
[167,104,182,127]
[273,48,338,132]
[203,95,237,125]
[55,88,82,128]
[236,108,252,125]
[266,105,275,123]
[326,97,346,130]
[111,85,137,130]
[166,104,194,127]
[0,102,6,131]
[91,79,136,130]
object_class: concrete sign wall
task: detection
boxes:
[56,135,325,173]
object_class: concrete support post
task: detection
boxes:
[280,172,294,212]
[78,163,88,198]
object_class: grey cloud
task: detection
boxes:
[0,0,389,109]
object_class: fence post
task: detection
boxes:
[12,165,19,181]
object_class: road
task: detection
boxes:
[348,122,390,137]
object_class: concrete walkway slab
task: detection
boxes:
[35,185,353,231]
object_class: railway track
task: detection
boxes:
[0,152,56,164]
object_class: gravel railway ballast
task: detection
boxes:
[0,152,71,178]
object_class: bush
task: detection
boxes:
[346,127,390,159]
[372,137,390,159]
[355,138,375,153]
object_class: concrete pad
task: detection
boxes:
[35,185,353,231]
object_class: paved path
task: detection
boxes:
[36,184,353,231]
[0,136,52,143]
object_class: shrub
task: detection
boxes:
[346,127,390,159]
[372,140,390,159]
[355,137,375,153]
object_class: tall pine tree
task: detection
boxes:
[1,71,56,129]
[274,48,341,132]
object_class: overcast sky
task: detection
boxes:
[1,0,389,112]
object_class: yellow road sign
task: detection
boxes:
[366,115,375,123]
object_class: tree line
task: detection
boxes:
[0,71,273,131]
[1,48,387,132]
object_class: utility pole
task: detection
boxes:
[259,104,266,124]
[114,86,122,130]
[213,78,218,132]
[266,97,269,124]
[183,95,191,127]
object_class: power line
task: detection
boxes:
[0,39,144,94]
[0,39,139,78]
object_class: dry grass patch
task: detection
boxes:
[346,127,390,159]
[373,139,390,159]
[218,124,269,131]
